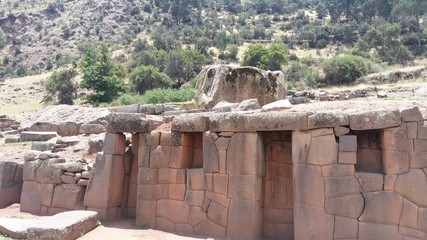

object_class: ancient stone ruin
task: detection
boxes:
[1,66,427,239]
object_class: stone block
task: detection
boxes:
[157,217,175,232]
[107,112,158,133]
[399,199,418,229]
[39,183,54,207]
[339,135,357,152]
[163,184,186,201]
[395,169,427,208]
[334,216,358,239]
[194,219,226,237]
[218,150,227,173]
[349,108,401,130]
[359,191,403,225]
[20,181,41,214]
[36,159,64,184]
[170,132,194,147]
[227,133,263,175]
[103,133,126,155]
[307,135,338,165]
[150,146,171,168]
[158,168,177,184]
[414,139,427,151]
[243,111,308,132]
[207,202,228,227]
[169,146,193,169]
[83,154,125,210]
[383,127,413,151]
[292,131,311,163]
[136,200,156,228]
[138,167,158,185]
[137,184,163,201]
[215,137,229,151]
[157,199,190,224]
[185,190,205,206]
[227,199,262,240]
[79,123,106,135]
[176,169,186,184]
[399,226,425,239]
[52,184,85,210]
[407,122,418,139]
[294,164,324,207]
[228,175,261,201]
[20,131,58,142]
[338,151,357,164]
[172,114,209,132]
[31,142,55,152]
[310,128,334,137]
[263,209,293,224]
[209,113,246,132]
[308,110,348,129]
[322,164,354,177]
[325,194,364,219]
[189,206,207,226]
[175,224,193,234]
[324,176,362,198]
[205,173,213,191]
[203,132,219,173]
[23,160,41,181]
[187,169,205,190]
[410,152,427,169]
[384,175,397,191]
[401,106,424,122]
[61,175,76,184]
[418,208,427,233]
[418,121,427,139]
[294,203,334,240]
[355,172,384,192]
[213,173,228,196]
[147,131,160,146]
[334,126,350,136]
[137,146,150,168]
[358,222,400,240]
[206,191,230,208]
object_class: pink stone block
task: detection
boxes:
[136,200,156,228]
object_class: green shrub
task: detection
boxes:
[42,68,78,104]
[323,54,372,85]
[129,65,173,94]
[140,87,195,104]
[242,43,288,70]
[0,27,5,49]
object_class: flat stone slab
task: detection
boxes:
[0,210,99,239]
[20,131,59,142]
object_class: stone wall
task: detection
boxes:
[0,162,23,207]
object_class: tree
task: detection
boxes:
[80,44,125,105]
[129,65,173,94]
[0,27,5,49]
[42,68,78,105]
[242,43,288,70]
[323,54,371,85]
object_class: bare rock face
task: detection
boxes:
[195,65,286,108]
[20,105,110,136]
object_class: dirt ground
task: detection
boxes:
[0,204,212,240]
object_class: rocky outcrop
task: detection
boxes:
[20,105,110,136]
[195,65,287,108]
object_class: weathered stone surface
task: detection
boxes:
[261,99,292,112]
[355,172,384,192]
[325,194,364,219]
[308,110,348,129]
[187,169,205,190]
[209,113,246,132]
[215,137,229,151]
[399,226,425,239]
[138,167,158,185]
[358,222,401,240]
[339,135,357,152]
[383,126,413,151]
[292,131,311,163]
[359,191,403,225]
[213,173,228,196]
[395,169,427,207]
[136,200,156,228]
[20,181,41,214]
[348,108,401,130]
[228,175,261,201]
[227,199,262,240]
[103,133,126,155]
[322,164,354,177]
[407,122,418,139]
[324,176,362,198]
[157,199,190,224]
[294,203,334,240]
[150,146,171,168]
[207,202,228,227]
[338,151,357,164]
[310,128,333,137]
[418,208,427,233]
[263,209,293,225]
[184,190,204,207]
[20,131,58,142]
[244,111,308,131]
[410,152,427,168]
[52,184,85,210]
[195,65,285,108]
[307,134,338,165]
[213,101,239,112]
[384,175,397,191]
[107,113,161,133]
[203,132,219,173]
[31,142,55,152]
[79,123,106,135]
[400,199,418,229]
[35,159,64,184]
[401,106,424,122]
[334,126,350,136]
[58,162,87,173]
[0,162,23,207]
[194,219,226,237]
[172,114,209,132]
[189,206,207,227]
[334,216,358,239]
[294,164,324,207]
[237,98,260,111]
[414,139,427,151]
[227,133,262,175]
[418,121,427,139]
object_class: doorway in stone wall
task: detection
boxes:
[262,132,294,240]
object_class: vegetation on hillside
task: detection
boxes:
[1,0,426,104]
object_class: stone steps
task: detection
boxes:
[0,210,99,239]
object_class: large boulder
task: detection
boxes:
[20,105,110,136]
[195,65,287,108]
